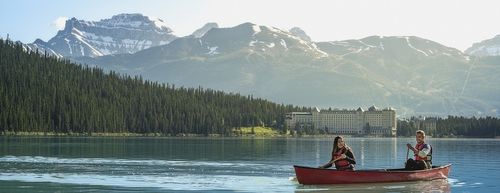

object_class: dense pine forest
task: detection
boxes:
[1,39,499,137]
[0,39,308,135]
[398,116,500,138]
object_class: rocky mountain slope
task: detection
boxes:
[75,23,500,117]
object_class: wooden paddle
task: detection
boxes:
[327,155,345,165]
[319,155,345,168]
[404,145,409,168]
[406,145,410,161]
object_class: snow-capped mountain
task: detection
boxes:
[79,23,500,117]
[289,27,311,41]
[30,13,177,58]
[317,36,466,58]
[465,35,500,56]
[198,22,328,58]
[191,22,219,38]
[24,39,63,57]
[87,22,328,65]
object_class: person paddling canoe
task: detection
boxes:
[319,136,356,171]
[405,130,432,170]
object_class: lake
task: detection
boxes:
[0,136,499,192]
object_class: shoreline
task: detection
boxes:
[0,131,498,139]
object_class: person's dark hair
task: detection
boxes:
[333,136,348,153]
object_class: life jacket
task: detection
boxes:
[415,143,432,162]
[333,147,351,168]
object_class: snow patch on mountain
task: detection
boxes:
[249,40,275,49]
[151,17,170,30]
[280,39,288,50]
[249,40,257,47]
[405,37,429,56]
[71,28,104,56]
[64,38,72,54]
[311,43,329,57]
[358,40,376,48]
[207,46,219,55]
[252,25,261,35]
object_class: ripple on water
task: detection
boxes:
[0,155,295,192]
[0,172,294,192]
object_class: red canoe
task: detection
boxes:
[294,164,451,185]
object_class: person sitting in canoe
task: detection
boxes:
[405,130,432,170]
[319,136,356,171]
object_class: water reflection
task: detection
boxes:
[360,139,365,166]
[315,139,320,167]
[392,137,397,166]
[295,179,450,193]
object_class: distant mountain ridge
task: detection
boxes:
[465,35,500,56]
[16,13,500,117]
[75,23,500,117]
[25,13,177,58]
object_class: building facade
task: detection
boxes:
[285,106,397,136]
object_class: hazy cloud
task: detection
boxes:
[52,17,68,30]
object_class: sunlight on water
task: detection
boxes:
[0,155,268,167]
[0,155,294,192]
[0,172,290,191]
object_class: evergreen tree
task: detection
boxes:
[0,39,305,135]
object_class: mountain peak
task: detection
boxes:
[110,13,146,20]
[192,22,219,38]
[61,14,174,34]
[35,13,178,58]
[62,17,81,32]
[289,27,311,41]
[465,34,500,56]
[33,38,47,45]
[102,13,173,34]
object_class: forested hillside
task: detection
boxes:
[398,116,500,137]
[0,39,305,135]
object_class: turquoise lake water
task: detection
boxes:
[0,136,498,192]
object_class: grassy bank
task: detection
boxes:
[231,127,283,137]
[0,130,280,137]
[3,131,495,138]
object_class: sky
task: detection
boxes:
[1,0,499,51]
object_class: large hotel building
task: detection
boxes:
[285,106,397,136]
